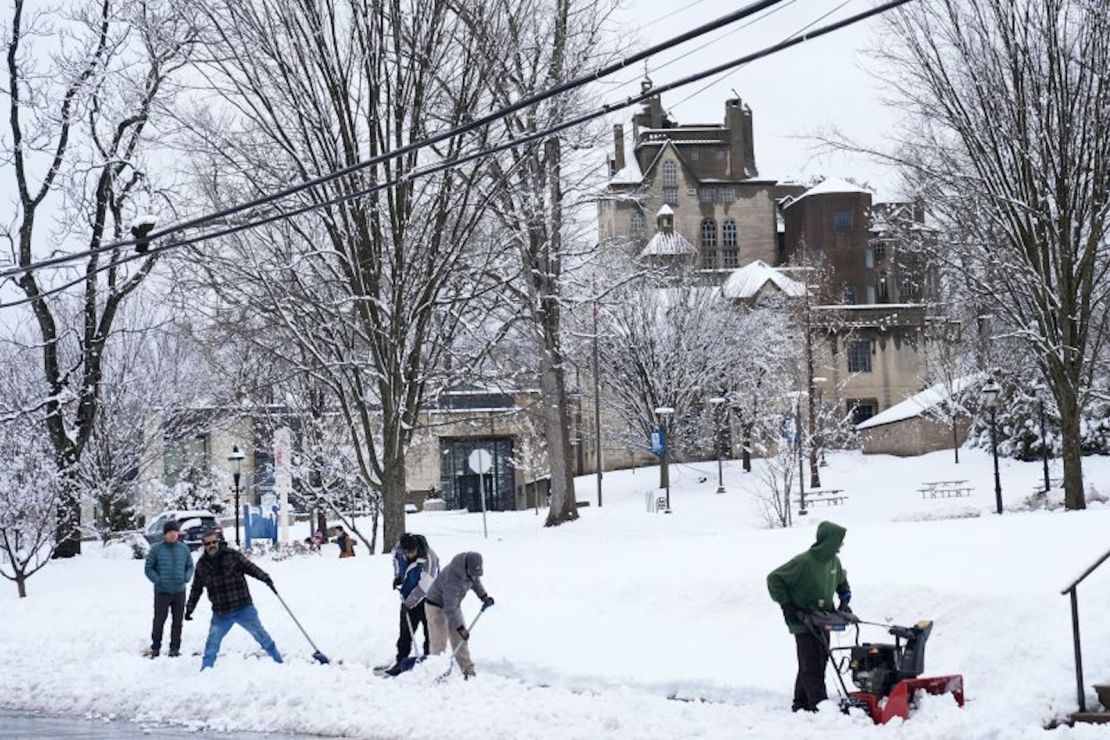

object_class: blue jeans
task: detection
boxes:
[201,604,283,669]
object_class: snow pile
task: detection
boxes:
[2,450,1109,739]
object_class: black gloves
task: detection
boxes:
[184,610,193,621]
[264,577,276,592]
[457,626,470,641]
[838,603,860,623]
[781,603,801,622]
[482,595,495,609]
[392,576,403,590]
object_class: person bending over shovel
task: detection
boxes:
[425,552,494,679]
[186,528,283,670]
[767,521,854,712]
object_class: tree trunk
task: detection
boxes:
[541,355,578,527]
[380,445,408,553]
[952,417,960,464]
[742,423,752,472]
[53,466,81,558]
[16,573,27,599]
[1058,388,1086,511]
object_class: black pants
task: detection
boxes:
[396,602,429,662]
[793,631,830,712]
[152,591,186,652]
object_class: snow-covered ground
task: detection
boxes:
[2,449,1109,739]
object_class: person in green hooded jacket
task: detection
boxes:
[766,521,853,712]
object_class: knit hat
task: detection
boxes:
[399,533,418,551]
[163,519,181,534]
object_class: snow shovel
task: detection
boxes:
[435,603,491,683]
[380,611,426,677]
[272,588,330,664]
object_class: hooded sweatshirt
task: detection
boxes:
[766,521,851,634]
[425,552,488,630]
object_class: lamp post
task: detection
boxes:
[655,406,674,513]
[227,445,245,546]
[813,376,827,467]
[981,380,1003,514]
[1034,382,1051,494]
[788,391,808,516]
[709,396,726,494]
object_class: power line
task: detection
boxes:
[668,0,856,112]
[0,0,916,311]
[0,0,790,280]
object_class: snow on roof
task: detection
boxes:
[721,260,806,299]
[608,150,643,186]
[783,177,873,207]
[639,231,695,257]
[656,204,674,217]
[856,373,985,430]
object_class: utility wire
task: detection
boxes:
[0,0,789,279]
[668,0,855,112]
[0,0,916,311]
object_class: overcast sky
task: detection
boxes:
[604,0,902,199]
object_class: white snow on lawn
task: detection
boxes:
[2,449,1110,739]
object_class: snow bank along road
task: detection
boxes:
[1,450,1108,739]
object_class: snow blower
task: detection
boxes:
[804,611,964,724]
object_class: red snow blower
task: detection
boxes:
[804,611,965,724]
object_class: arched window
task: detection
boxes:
[700,218,717,269]
[662,161,678,187]
[630,211,645,238]
[722,218,737,247]
[700,218,717,248]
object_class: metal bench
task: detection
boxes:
[803,489,848,507]
[917,481,973,499]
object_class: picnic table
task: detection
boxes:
[803,489,849,507]
[918,480,973,499]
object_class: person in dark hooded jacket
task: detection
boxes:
[425,552,494,678]
[767,521,853,712]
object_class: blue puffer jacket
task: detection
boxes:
[145,540,195,594]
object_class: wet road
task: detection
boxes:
[0,711,324,738]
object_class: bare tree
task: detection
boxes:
[2,0,196,555]
[181,0,503,550]
[866,0,1110,509]
[453,0,620,526]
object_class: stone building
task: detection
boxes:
[599,83,780,272]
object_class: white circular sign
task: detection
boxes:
[468,448,493,474]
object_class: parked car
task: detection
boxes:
[143,510,219,551]
[404,503,419,514]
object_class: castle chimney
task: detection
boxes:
[742,103,757,177]
[725,98,747,179]
[612,124,626,175]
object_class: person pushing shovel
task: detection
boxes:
[425,552,494,679]
[766,521,854,712]
[186,528,283,670]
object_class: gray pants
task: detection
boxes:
[426,603,474,674]
[152,591,186,652]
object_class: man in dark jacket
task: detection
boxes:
[144,520,194,658]
[425,551,493,679]
[186,529,283,669]
[767,521,853,712]
[385,533,440,675]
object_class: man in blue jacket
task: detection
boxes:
[144,520,194,658]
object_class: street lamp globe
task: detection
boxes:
[981,380,1002,408]
[228,445,245,472]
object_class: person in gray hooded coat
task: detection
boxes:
[424,552,494,678]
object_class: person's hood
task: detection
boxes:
[809,521,846,562]
[464,552,483,578]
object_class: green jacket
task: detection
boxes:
[145,540,195,594]
[767,521,851,634]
